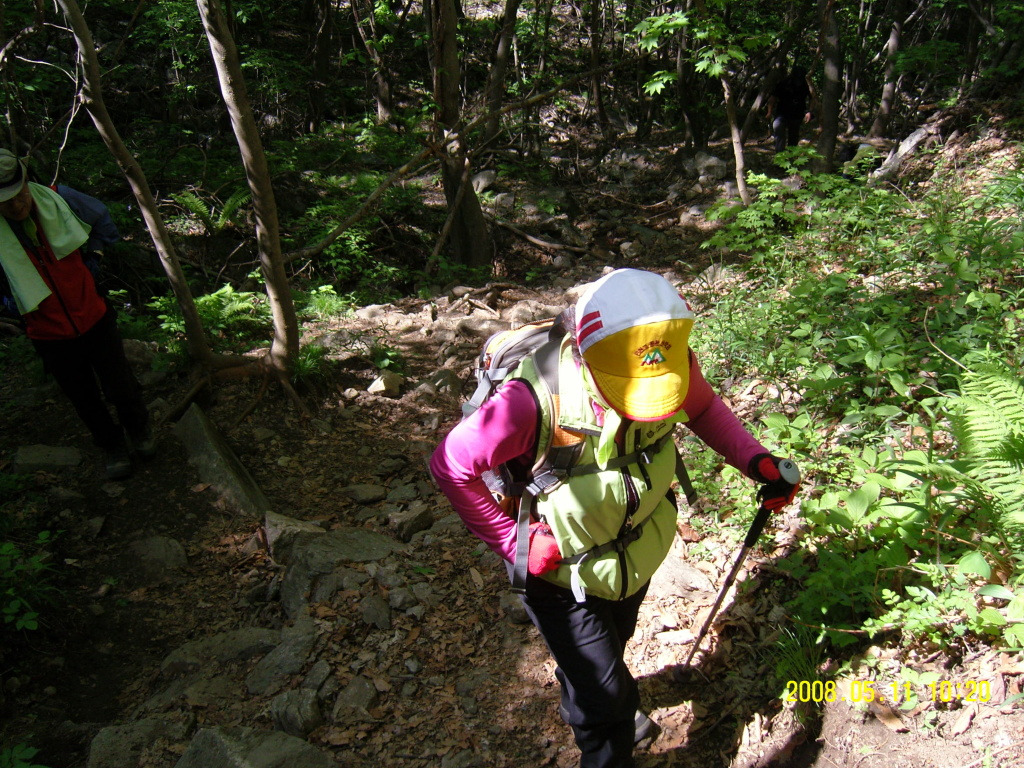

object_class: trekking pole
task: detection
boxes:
[678,459,801,673]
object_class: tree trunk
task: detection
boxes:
[721,74,751,205]
[482,0,523,146]
[869,0,904,138]
[196,0,299,376]
[430,0,492,268]
[308,0,334,132]
[351,0,394,123]
[54,0,213,369]
[586,0,610,136]
[815,0,842,172]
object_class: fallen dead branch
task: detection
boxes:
[492,218,588,253]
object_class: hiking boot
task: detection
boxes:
[557,705,659,748]
[104,448,132,480]
[634,710,660,748]
[128,428,157,460]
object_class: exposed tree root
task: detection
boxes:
[164,352,309,426]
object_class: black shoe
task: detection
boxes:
[104,449,132,480]
[128,428,157,460]
[557,705,659,748]
[634,710,660,748]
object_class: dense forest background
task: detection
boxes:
[4,0,1024,766]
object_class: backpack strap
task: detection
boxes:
[510,332,569,593]
[462,316,566,418]
[675,448,697,506]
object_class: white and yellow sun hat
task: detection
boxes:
[575,269,694,421]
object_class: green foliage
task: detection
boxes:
[693,151,1024,655]
[0,744,50,768]
[0,496,57,634]
[149,284,271,353]
[291,344,333,388]
[297,285,355,321]
[369,341,404,374]
[771,625,828,686]
[945,368,1024,531]
[170,189,251,235]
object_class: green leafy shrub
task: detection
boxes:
[944,367,1024,532]
[1,530,56,633]
[169,188,251,235]
[297,285,354,321]
[149,284,271,353]
[291,344,333,389]
[0,744,50,768]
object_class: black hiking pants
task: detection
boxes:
[773,113,802,153]
[32,307,148,452]
[521,574,649,768]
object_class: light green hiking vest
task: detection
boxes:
[508,334,694,602]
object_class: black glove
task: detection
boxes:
[748,453,801,512]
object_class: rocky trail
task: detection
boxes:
[3,139,1023,768]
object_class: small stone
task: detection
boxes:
[500,592,530,624]
[342,484,388,503]
[360,595,391,630]
[332,675,379,722]
[367,371,404,397]
[271,688,324,738]
[389,587,417,611]
[128,536,188,582]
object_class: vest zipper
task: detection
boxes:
[634,426,653,490]
[618,420,641,600]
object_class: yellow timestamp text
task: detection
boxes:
[783,679,992,704]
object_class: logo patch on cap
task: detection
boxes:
[641,348,666,366]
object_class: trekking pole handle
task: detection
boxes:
[743,459,801,548]
[777,458,801,485]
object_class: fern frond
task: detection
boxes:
[217,189,251,230]
[171,190,216,234]
[945,365,1024,532]
[950,368,1024,455]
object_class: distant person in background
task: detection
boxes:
[0,148,153,479]
[767,65,813,153]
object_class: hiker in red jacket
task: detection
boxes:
[0,149,153,479]
[432,269,800,767]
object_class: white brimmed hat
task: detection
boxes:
[575,269,695,421]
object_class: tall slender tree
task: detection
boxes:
[196,0,300,380]
[429,0,492,268]
[482,0,523,147]
[54,0,213,370]
[815,0,842,171]
[869,0,905,138]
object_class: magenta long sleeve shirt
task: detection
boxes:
[430,354,767,562]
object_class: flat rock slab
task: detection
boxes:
[280,528,402,618]
[173,726,335,768]
[161,627,281,676]
[88,718,191,768]
[649,538,716,598]
[127,535,189,582]
[290,527,402,569]
[174,403,271,519]
[13,444,82,473]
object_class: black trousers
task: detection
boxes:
[31,308,148,452]
[521,574,649,768]
[773,114,802,153]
